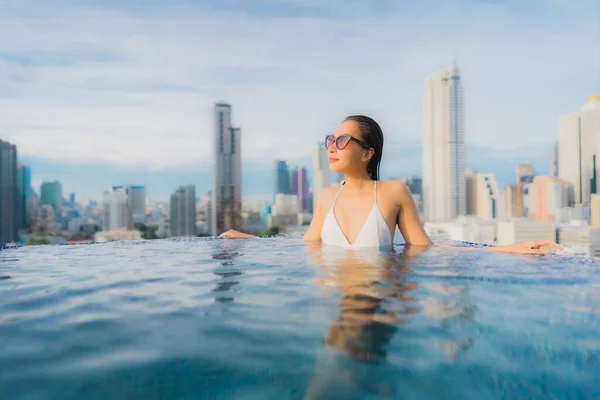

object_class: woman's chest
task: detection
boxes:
[332,197,400,231]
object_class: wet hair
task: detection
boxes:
[344,115,384,180]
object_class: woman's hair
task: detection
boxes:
[344,115,384,180]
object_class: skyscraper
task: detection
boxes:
[40,181,63,216]
[203,191,212,235]
[112,185,146,224]
[422,63,466,222]
[0,139,17,245]
[275,160,291,194]
[102,188,130,230]
[465,170,499,220]
[312,141,332,212]
[16,163,32,232]
[516,162,535,184]
[170,185,196,237]
[212,102,242,235]
[292,166,310,213]
[558,95,600,205]
[35,205,56,237]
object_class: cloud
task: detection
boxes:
[0,0,597,174]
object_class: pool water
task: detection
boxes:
[0,237,599,399]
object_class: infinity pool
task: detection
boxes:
[1,237,598,399]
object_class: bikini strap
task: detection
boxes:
[332,180,345,206]
[373,180,377,203]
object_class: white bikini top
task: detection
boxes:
[321,181,393,248]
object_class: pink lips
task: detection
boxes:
[328,157,338,163]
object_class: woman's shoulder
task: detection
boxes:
[316,184,343,208]
[377,180,412,199]
[378,179,410,192]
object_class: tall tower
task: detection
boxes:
[16,163,32,232]
[292,166,309,213]
[274,160,291,195]
[312,141,332,212]
[112,185,146,225]
[422,63,466,222]
[170,185,196,237]
[558,95,600,205]
[516,162,535,184]
[40,181,63,216]
[0,139,17,245]
[212,103,242,235]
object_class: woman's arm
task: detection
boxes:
[219,229,257,239]
[303,194,328,242]
[393,181,561,254]
[220,188,330,241]
[395,181,433,246]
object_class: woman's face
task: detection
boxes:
[326,120,371,175]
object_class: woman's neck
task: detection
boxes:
[342,172,373,193]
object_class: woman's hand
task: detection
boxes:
[490,240,563,255]
[219,229,257,239]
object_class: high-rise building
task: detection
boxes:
[503,185,519,219]
[270,193,298,228]
[0,139,17,245]
[69,192,76,205]
[312,141,332,212]
[527,176,571,222]
[203,191,212,235]
[16,163,32,232]
[516,162,535,184]
[558,95,600,205]
[275,160,291,194]
[113,185,146,224]
[465,170,499,220]
[35,205,56,237]
[40,181,63,216]
[422,63,466,222]
[465,169,477,216]
[292,166,310,213]
[550,143,559,178]
[102,188,131,230]
[30,189,39,231]
[170,185,196,237]
[212,102,242,235]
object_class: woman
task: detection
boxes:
[222,115,560,255]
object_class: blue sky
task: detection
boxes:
[0,0,597,201]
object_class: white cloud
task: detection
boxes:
[0,0,597,169]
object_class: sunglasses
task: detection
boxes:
[325,134,369,150]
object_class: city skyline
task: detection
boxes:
[1,0,597,201]
[18,139,557,203]
[3,81,600,248]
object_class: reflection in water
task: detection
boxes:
[319,249,419,363]
[304,244,475,399]
[210,241,244,304]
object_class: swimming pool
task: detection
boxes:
[0,237,598,399]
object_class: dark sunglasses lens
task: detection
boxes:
[325,135,335,148]
[337,135,351,149]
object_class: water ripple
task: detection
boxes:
[0,238,599,399]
